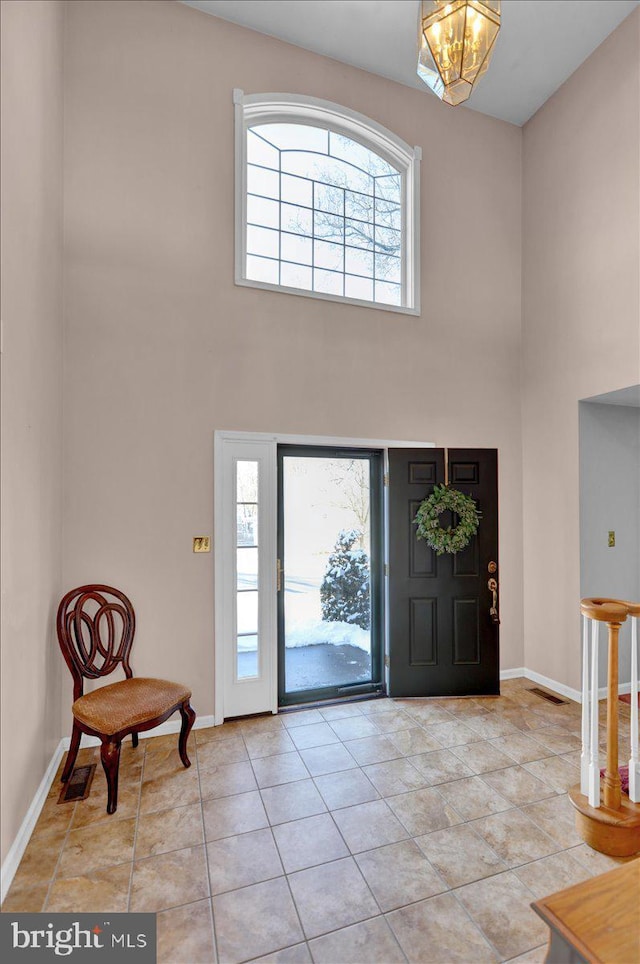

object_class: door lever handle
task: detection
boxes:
[488,577,500,625]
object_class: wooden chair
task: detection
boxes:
[57,584,196,814]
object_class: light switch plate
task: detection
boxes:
[193,536,211,553]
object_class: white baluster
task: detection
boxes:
[629,616,639,803]
[581,615,591,796]
[588,619,600,808]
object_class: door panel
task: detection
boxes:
[388,448,499,697]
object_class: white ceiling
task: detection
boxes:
[181,0,639,126]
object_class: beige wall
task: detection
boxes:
[62,0,523,725]
[522,10,640,691]
[0,0,65,860]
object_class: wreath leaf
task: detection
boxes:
[413,484,481,555]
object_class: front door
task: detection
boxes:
[388,448,499,697]
[277,445,384,706]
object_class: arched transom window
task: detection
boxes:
[234,91,421,314]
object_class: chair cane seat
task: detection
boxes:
[72,677,191,735]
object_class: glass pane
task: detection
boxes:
[282,456,373,696]
[247,195,279,229]
[314,268,342,296]
[237,461,258,502]
[237,504,258,547]
[281,173,312,208]
[314,240,344,272]
[281,233,312,266]
[237,590,258,635]
[345,247,373,278]
[237,547,258,590]
[281,262,312,290]
[345,274,374,301]
[374,280,402,306]
[247,164,279,200]
[246,255,279,285]
[247,129,280,168]
[281,203,312,236]
[237,636,258,679]
[247,225,279,259]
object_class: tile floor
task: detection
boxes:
[2,677,636,963]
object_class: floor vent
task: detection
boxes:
[57,764,96,804]
[527,687,568,706]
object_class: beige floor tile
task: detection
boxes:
[363,757,428,796]
[355,838,446,911]
[470,809,560,868]
[328,716,380,741]
[195,721,243,744]
[331,799,408,854]
[288,856,378,940]
[456,870,548,960]
[403,703,456,726]
[135,802,203,858]
[157,898,217,964]
[481,765,556,806]
[343,735,401,766]
[387,891,497,963]
[314,768,379,810]
[198,760,258,800]
[8,826,68,886]
[523,756,581,793]
[494,709,554,732]
[567,842,636,875]
[420,720,480,748]
[287,722,341,750]
[197,735,249,769]
[386,787,462,835]
[521,794,583,849]
[409,749,474,786]
[58,816,136,877]
[309,916,405,963]
[388,726,442,756]
[513,850,592,898]
[130,844,209,913]
[139,765,200,814]
[213,876,304,963]
[261,779,327,825]
[240,715,285,734]
[45,862,132,912]
[143,739,195,780]
[465,715,523,740]
[245,730,297,759]
[251,751,309,789]
[490,732,552,764]
[281,708,324,728]
[415,823,507,888]
[1,880,50,913]
[207,828,283,894]
[249,944,312,963]
[298,743,357,776]
[528,725,582,755]
[451,741,516,774]
[203,790,268,840]
[436,775,512,820]
[71,779,141,828]
[367,710,414,734]
[272,813,348,873]
[33,798,77,837]
[320,703,365,721]
[504,945,549,964]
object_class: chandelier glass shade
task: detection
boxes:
[418,1,501,107]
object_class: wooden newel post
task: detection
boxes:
[604,617,622,811]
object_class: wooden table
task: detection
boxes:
[532,858,640,963]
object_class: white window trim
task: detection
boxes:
[234,89,421,316]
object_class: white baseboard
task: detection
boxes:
[1,714,216,903]
[499,667,526,681]
[501,667,636,704]
[1,739,66,905]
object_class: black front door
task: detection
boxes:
[388,448,499,697]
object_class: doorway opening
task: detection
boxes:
[277,445,384,707]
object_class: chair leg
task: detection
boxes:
[100,738,121,814]
[178,700,196,768]
[131,732,139,748]
[62,721,82,783]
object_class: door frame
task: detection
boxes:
[214,430,435,723]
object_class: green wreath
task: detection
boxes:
[414,484,481,555]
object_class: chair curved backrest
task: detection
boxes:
[57,585,136,701]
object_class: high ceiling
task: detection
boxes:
[181,0,639,126]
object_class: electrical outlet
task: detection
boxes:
[608,531,615,548]
[193,536,211,553]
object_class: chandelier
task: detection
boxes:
[417,1,501,107]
